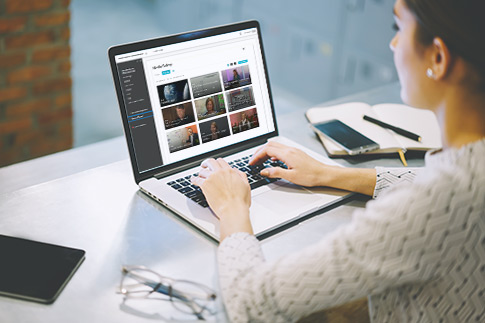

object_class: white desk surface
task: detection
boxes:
[0,82,425,322]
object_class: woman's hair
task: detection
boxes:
[404,0,485,84]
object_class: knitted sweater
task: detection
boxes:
[218,139,485,322]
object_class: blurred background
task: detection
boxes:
[0,0,397,167]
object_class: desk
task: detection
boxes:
[0,82,425,322]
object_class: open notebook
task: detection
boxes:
[306,102,442,156]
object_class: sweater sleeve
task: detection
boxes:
[217,167,463,323]
[373,167,421,198]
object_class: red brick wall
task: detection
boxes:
[0,0,72,167]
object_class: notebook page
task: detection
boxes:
[373,104,442,150]
[306,102,401,152]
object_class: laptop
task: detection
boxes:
[108,20,352,241]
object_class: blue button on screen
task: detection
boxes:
[162,70,171,75]
[238,59,248,64]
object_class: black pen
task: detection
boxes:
[363,115,422,142]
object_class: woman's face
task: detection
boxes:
[390,0,433,109]
[206,100,214,112]
[211,123,217,133]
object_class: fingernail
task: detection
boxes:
[260,169,269,176]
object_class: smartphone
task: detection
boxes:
[311,119,380,155]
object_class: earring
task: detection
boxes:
[426,68,435,79]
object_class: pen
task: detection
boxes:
[363,115,422,142]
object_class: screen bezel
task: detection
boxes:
[108,20,278,184]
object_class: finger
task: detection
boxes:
[201,158,222,171]
[218,159,247,181]
[197,168,212,179]
[249,142,291,166]
[200,159,210,169]
[249,144,271,165]
[250,141,289,164]
[249,141,284,165]
[191,175,205,187]
[216,158,231,169]
[260,166,292,180]
[249,144,267,163]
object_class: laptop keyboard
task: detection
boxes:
[166,155,287,208]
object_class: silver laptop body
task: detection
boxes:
[108,21,352,241]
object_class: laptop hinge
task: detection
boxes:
[153,138,268,179]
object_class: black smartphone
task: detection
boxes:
[0,235,85,304]
[311,119,380,155]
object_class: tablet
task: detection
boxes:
[0,235,85,304]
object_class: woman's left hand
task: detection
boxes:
[191,158,253,240]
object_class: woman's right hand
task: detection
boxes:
[249,141,376,195]
[249,141,337,187]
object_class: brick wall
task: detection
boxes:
[0,0,72,167]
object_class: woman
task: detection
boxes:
[192,0,485,321]
[209,121,219,141]
[233,69,241,81]
[203,97,216,117]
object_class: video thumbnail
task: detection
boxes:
[190,72,223,98]
[161,102,196,130]
[225,86,255,112]
[229,108,259,134]
[157,79,190,107]
[221,65,251,90]
[199,116,231,144]
[167,124,200,153]
[194,94,226,121]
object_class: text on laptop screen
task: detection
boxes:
[114,28,275,173]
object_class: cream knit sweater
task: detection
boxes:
[218,139,485,322]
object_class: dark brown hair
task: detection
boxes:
[404,0,485,80]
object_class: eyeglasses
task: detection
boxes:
[118,265,217,321]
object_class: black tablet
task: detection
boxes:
[0,235,85,304]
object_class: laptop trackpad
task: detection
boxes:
[252,182,322,215]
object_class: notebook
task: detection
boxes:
[305,102,442,156]
[108,21,353,241]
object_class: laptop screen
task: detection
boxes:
[112,23,276,176]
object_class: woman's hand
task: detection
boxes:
[249,141,338,187]
[191,158,253,240]
[250,141,377,195]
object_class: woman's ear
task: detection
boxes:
[430,37,452,80]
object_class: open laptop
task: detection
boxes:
[108,20,352,241]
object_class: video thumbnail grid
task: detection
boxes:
[157,64,258,154]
